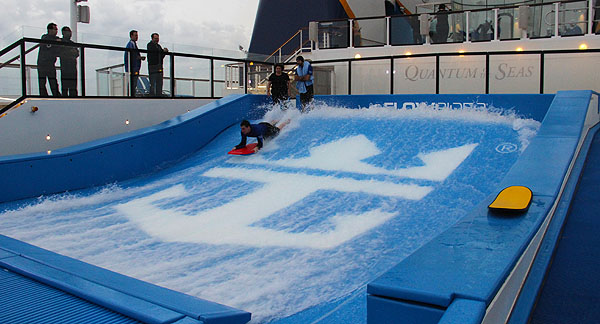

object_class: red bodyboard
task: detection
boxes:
[228,143,258,155]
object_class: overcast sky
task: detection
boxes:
[1,0,260,53]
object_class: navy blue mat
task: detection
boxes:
[529,130,600,323]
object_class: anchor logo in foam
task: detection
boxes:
[116,135,477,249]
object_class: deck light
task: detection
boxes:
[47,150,51,154]
[404,51,412,56]
[31,106,39,113]
[46,134,51,141]
[579,43,588,50]
[354,53,362,59]
[125,119,130,125]
[516,47,524,52]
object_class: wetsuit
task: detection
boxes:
[235,122,280,149]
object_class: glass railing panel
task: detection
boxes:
[354,17,387,47]
[558,0,588,36]
[219,61,245,96]
[430,11,465,43]
[543,52,600,93]
[247,62,272,94]
[351,59,391,94]
[528,3,556,38]
[439,55,486,94]
[489,54,541,93]
[174,56,210,97]
[498,7,520,40]
[214,60,239,97]
[88,48,130,96]
[310,61,349,95]
[0,45,23,99]
[469,9,495,42]
[317,20,350,49]
[390,15,424,45]
[394,56,436,94]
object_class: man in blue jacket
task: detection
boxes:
[235,120,288,152]
[124,30,145,96]
[294,56,314,110]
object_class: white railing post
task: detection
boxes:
[588,0,594,34]
[278,48,282,63]
[300,29,303,50]
[349,19,354,48]
[554,2,560,37]
[386,16,391,46]
[494,8,499,40]
[465,11,470,42]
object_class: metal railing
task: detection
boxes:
[308,0,597,49]
[0,37,277,114]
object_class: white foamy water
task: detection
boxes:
[0,103,540,323]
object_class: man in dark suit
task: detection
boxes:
[147,33,169,96]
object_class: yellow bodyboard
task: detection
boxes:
[488,186,533,212]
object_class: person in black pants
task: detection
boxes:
[147,33,169,97]
[266,64,290,104]
[124,30,145,97]
[59,26,79,96]
[37,23,61,97]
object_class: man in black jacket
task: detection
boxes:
[59,26,79,96]
[37,22,61,97]
[147,33,169,96]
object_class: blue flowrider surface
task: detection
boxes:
[529,130,600,324]
[0,105,539,323]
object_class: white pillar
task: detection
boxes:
[70,0,78,41]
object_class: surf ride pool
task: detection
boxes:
[0,102,541,323]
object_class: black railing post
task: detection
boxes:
[348,60,352,95]
[244,62,248,94]
[435,55,440,94]
[539,53,545,94]
[485,53,490,94]
[20,40,26,97]
[80,45,86,96]
[170,54,175,98]
[210,58,215,98]
[390,57,394,94]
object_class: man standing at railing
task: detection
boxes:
[37,22,61,97]
[294,56,313,111]
[147,33,169,97]
[59,26,79,97]
[125,30,145,97]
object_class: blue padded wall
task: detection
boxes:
[0,95,269,203]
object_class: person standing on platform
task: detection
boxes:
[125,30,145,96]
[147,33,168,97]
[37,23,61,97]
[294,56,314,111]
[266,64,290,104]
[434,4,449,44]
[59,26,79,97]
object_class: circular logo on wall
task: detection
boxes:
[495,143,518,154]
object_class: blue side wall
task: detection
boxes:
[0,95,269,203]
[366,91,593,323]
